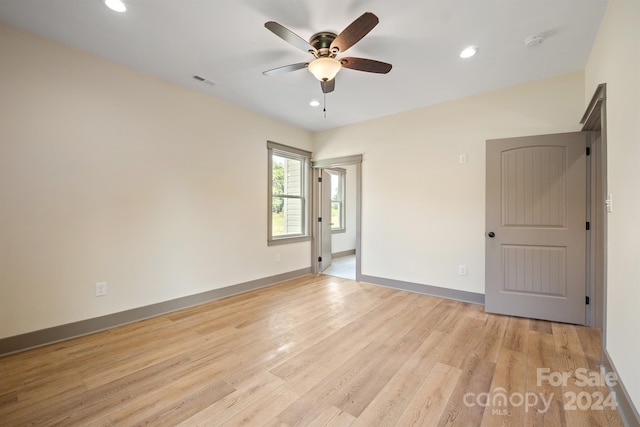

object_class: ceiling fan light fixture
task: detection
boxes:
[308,57,341,82]
[104,0,126,13]
[460,45,478,59]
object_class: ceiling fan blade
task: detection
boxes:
[321,78,335,93]
[330,12,379,54]
[340,57,392,74]
[263,62,309,76]
[265,21,317,55]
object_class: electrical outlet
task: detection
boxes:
[458,265,468,276]
[459,154,468,164]
[95,282,107,297]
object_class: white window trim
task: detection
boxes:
[267,141,312,246]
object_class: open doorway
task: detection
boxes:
[311,155,362,281]
[322,253,356,280]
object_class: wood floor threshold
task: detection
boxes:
[0,274,625,426]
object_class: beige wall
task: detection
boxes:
[314,72,585,294]
[585,0,640,410]
[0,23,312,338]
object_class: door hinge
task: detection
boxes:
[586,147,591,156]
[586,296,590,305]
[318,217,322,223]
[318,176,322,183]
[586,221,591,231]
[318,256,322,262]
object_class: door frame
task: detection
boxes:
[318,169,333,272]
[311,155,362,281]
[581,83,608,335]
[484,81,607,327]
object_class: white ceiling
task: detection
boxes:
[0,0,607,132]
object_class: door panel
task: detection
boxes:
[502,146,566,227]
[485,132,587,324]
[501,245,566,296]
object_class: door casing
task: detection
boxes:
[581,84,607,334]
[319,169,333,272]
[311,155,362,280]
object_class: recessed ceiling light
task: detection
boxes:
[460,46,478,59]
[104,0,126,13]
[309,100,320,107]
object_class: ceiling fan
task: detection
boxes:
[263,12,392,94]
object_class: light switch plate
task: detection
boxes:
[95,282,107,297]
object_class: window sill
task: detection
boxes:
[268,235,310,246]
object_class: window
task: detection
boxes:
[268,141,311,245]
[327,169,346,233]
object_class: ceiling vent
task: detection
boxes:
[192,75,215,86]
[524,35,545,47]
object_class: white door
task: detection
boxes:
[485,132,588,324]
[319,170,332,272]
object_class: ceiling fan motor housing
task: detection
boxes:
[309,32,337,57]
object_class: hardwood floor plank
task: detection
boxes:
[436,312,487,369]
[0,275,623,426]
[116,379,235,425]
[305,405,356,427]
[472,314,508,364]
[275,340,389,426]
[395,362,462,426]
[572,325,623,426]
[80,331,211,389]
[5,356,193,425]
[529,319,553,335]
[222,320,340,390]
[552,323,588,372]
[0,390,18,408]
[437,352,496,426]
[103,354,237,425]
[352,331,450,427]
[270,294,419,394]
[574,325,603,370]
[176,372,285,426]
[480,348,526,427]
[218,385,298,427]
[84,416,116,427]
[525,330,567,427]
[502,317,530,354]
[330,299,439,416]
[427,300,467,334]
[552,323,616,427]
[0,379,89,422]
[333,331,427,416]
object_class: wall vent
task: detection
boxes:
[192,75,215,86]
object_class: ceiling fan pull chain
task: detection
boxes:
[323,92,327,118]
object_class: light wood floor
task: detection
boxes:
[0,275,624,426]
